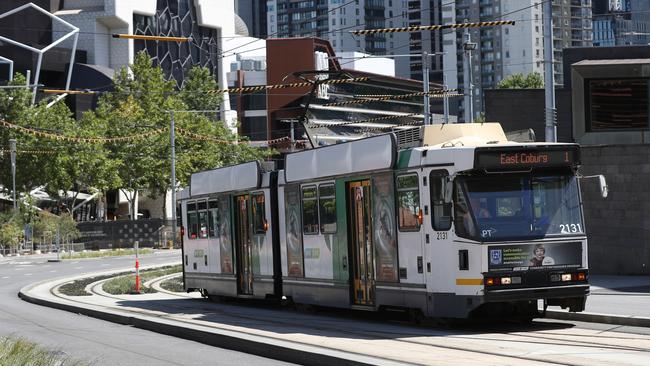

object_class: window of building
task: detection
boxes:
[318,184,337,233]
[252,193,267,234]
[197,200,208,238]
[302,186,319,234]
[397,174,420,231]
[208,200,218,237]
[187,202,198,239]
[587,78,650,131]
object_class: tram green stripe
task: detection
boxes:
[396,149,412,169]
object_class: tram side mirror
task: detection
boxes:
[599,175,608,198]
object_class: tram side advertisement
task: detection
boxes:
[488,242,582,272]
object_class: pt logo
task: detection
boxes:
[490,249,502,265]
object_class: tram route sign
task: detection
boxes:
[488,242,583,272]
[474,145,580,171]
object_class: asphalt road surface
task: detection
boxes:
[0,250,294,366]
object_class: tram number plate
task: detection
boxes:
[436,232,447,240]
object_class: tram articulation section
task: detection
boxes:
[178,123,590,319]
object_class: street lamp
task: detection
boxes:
[463,30,477,123]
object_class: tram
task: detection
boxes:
[178,123,592,319]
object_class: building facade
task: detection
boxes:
[593,0,650,47]
[265,1,446,84]
[236,0,268,38]
[443,0,592,121]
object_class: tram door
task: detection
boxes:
[347,180,375,306]
[234,195,253,295]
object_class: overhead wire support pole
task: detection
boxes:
[422,51,431,125]
[543,0,557,142]
[170,111,177,248]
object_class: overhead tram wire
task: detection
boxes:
[42,76,371,96]
[217,0,358,59]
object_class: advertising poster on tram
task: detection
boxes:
[488,242,582,272]
[219,197,233,274]
[372,174,399,282]
[284,186,304,277]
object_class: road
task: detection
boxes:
[0,250,294,366]
[5,251,650,366]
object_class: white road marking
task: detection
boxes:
[74,266,84,270]
[1,276,9,279]
[24,273,32,276]
[49,270,57,273]
[101,264,110,266]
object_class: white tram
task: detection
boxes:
[179,123,590,319]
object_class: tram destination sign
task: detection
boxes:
[474,145,580,171]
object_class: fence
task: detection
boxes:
[76,219,176,250]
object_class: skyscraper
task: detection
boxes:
[443,0,593,120]
[265,1,446,83]
[593,0,650,47]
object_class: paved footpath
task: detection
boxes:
[19,267,650,366]
[545,275,650,327]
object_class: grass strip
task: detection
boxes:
[102,265,182,295]
[61,248,153,260]
[0,336,89,366]
[160,276,184,293]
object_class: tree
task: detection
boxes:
[0,74,121,210]
[0,212,23,253]
[497,72,544,89]
[88,52,270,219]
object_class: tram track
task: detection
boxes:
[45,274,650,366]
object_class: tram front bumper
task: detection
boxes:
[484,283,589,303]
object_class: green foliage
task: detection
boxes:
[0,336,89,366]
[88,52,270,213]
[102,265,181,295]
[58,213,80,241]
[1,52,271,219]
[497,72,544,89]
[0,212,23,249]
[63,248,152,259]
[32,211,59,243]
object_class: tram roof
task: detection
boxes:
[284,133,397,183]
[190,161,262,196]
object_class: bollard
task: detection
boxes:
[134,241,140,294]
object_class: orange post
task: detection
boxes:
[135,259,140,293]
[134,240,140,294]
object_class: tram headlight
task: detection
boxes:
[561,273,572,282]
[501,277,512,285]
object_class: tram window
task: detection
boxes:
[208,200,219,238]
[318,184,337,234]
[252,193,267,234]
[187,202,198,239]
[397,174,420,231]
[197,200,208,238]
[430,171,452,231]
[302,186,319,234]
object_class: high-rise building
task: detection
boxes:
[236,0,268,38]
[442,0,592,120]
[266,0,386,54]
[552,0,593,85]
[265,1,446,83]
[593,0,650,47]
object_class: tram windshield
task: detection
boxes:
[454,173,583,241]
